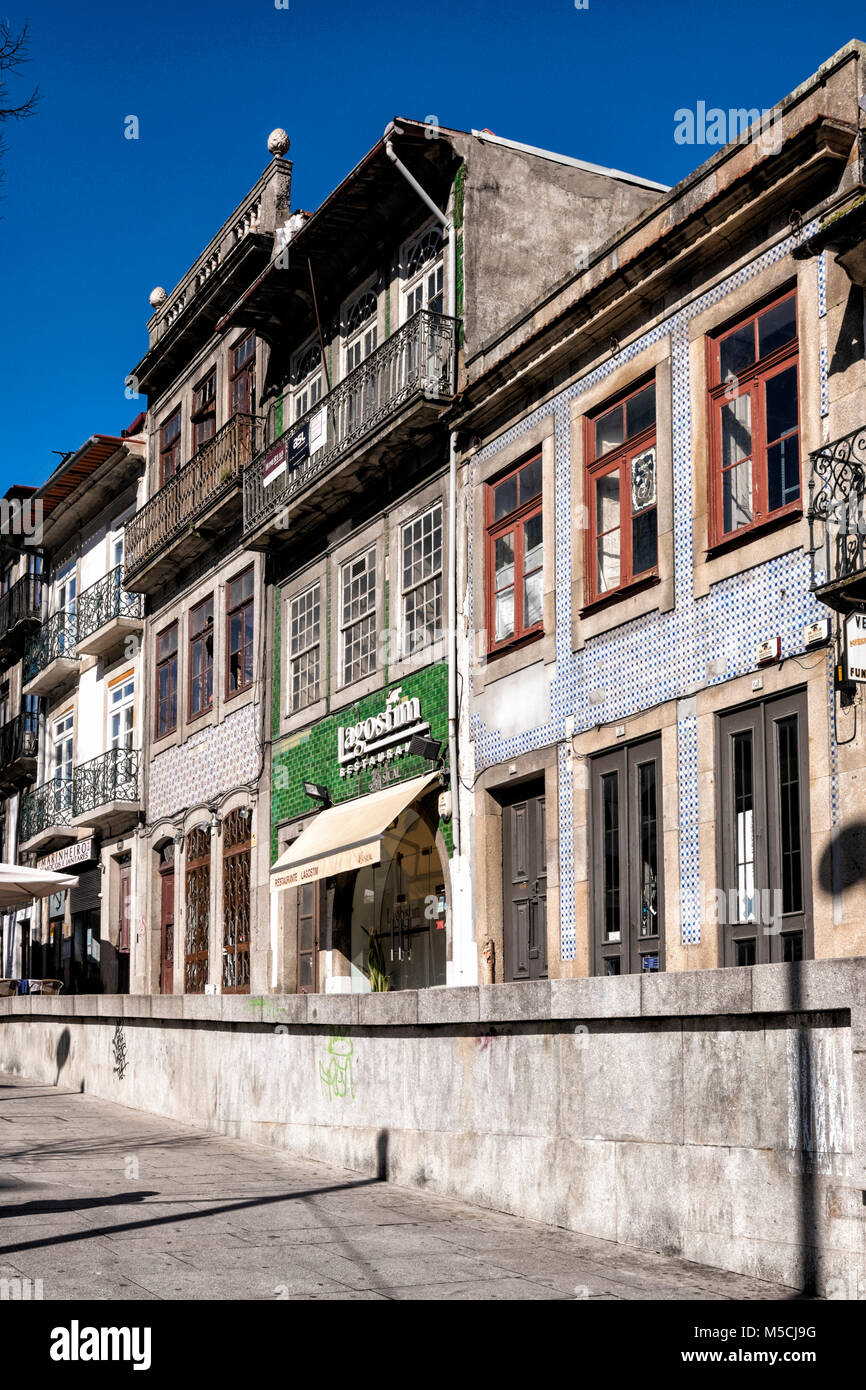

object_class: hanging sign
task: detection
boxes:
[844,612,866,683]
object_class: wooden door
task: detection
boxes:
[159,867,174,995]
[502,782,548,981]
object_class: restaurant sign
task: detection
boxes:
[37,837,99,873]
[337,687,429,779]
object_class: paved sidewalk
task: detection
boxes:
[0,1072,804,1301]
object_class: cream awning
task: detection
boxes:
[270,771,440,893]
[0,862,78,909]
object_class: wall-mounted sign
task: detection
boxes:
[337,687,430,779]
[37,838,98,873]
[844,612,866,683]
[755,636,781,665]
[262,439,288,487]
[804,619,829,647]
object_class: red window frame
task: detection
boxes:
[155,621,178,739]
[584,376,658,607]
[188,595,215,720]
[159,407,182,487]
[226,566,254,697]
[231,332,256,417]
[191,368,216,451]
[707,288,800,547]
[485,453,544,655]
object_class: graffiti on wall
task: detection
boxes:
[112,1021,128,1080]
[319,1032,356,1102]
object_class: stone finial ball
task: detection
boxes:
[267,128,290,157]
[149,286,167,307]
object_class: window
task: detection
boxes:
[54,563,77,653]
[292,341,323,420]
[0,681,9,727]
[184,826,210,993]
[341,548,377,685]
[709,290,799,542]
[231,332,256,416]
[289,581,320,713]
[402,227,444,320]
[585,379,657,602]
[52,712,74,813]
[297,881,319,993]
[485,454,543,651]
[110,677,135,750]
[155,622,178,737]
[192,369,216,450]
[718,690,811,965]
[344,290,378,374]
[222,809,251,993]
[188,596,214,718]
[160,407,182,486]
[590,737,664,975]
[226,568,254,696]
[402,503,443,656]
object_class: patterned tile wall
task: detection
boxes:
[149,704,260,822]
[469,226,834,957]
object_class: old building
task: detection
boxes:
[14,434,146,991]
[221,119,664,994]
[454,41,866,981]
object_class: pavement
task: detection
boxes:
[0,1071,808,1301]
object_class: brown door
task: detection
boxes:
[159,866,174,995]
[117,864,131,993]
[591,737,664,975]
[297,882,319,993]
[502,781,548,981]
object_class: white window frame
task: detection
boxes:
[291,337,324,421]
[52,712,74,809]
[287,581,321,715]
[110,677,135,751]
[400,224,445,325]
[401,502,444,658]
[340,547,377,686]
[342,283,378,378]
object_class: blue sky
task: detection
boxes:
[0,0,862,494]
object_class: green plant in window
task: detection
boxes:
[366,931,391,992]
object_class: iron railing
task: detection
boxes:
[0,712,38,774]
[76,566,144,643]
[125,412,261,581]
[0,574,44,643]
[807,427,866,594]
[243,310,456,534]
[73,747,141,818]
[19,778,73,842]
[23,608,78,683]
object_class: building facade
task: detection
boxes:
[454,41,866,982]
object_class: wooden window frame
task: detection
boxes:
[155,621,178,739]
[159,407,183,487]
[484,453,544,656]
[188,595,215,722]
[226,566,254,699]
[191,368,216,451]
[231,332,256,418]
[584,376,658,608]
[707,287,800,549]
[222,809,251,994]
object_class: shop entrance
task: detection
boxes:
[349,803,447,992]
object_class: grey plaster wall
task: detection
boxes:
[3,959,865,1298]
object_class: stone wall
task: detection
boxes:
[3,959,865,1298]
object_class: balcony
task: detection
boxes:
[72,747,141,832]
[0,574,44,668]
[0,713,38,792]
[76,566,144,658]
[124,412,261,594]
[23,609,79,698]
[243,310,457,546]
[19,778,75,853]
[808,427,866,611]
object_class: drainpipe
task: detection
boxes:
[385,130,460,858]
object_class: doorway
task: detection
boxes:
[501,780,548,981]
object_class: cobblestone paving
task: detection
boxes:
[0,1073,807,1301]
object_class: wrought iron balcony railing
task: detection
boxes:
[23,608,78,683]
[76,566,144,643]
[19,778,73,843]
[0,712,38,775]
[125,412,261,581]
[0,573,44,641]
[807,427,866,605]
[73,747,141,818]
[243,310,457,535]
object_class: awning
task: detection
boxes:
[0,862,78,909]
[270,771,440,893]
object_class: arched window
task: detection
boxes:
[222,809,251,993]
[185,827,210,993]
[403,228,444,320]
[405,227,443,278]
[344,290,378,374]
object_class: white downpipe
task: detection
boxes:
[385,136,460,858]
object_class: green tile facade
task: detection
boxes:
[271,660,451,862]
